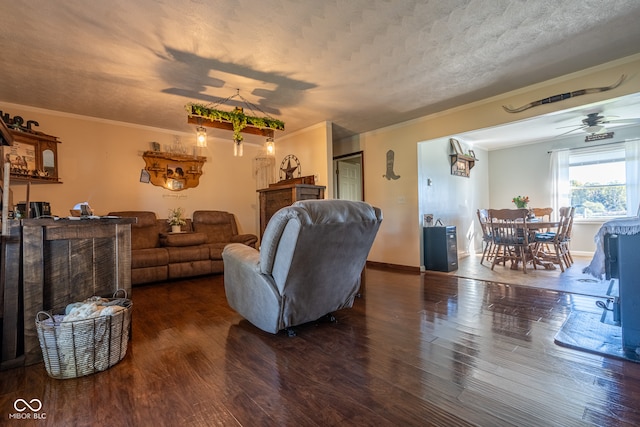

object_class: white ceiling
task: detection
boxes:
[1,0,640,145]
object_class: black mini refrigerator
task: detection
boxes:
[423,226,458,272]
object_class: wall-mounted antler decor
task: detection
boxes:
[502,75,626,113]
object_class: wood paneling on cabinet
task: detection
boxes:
[257,184,325,238]
[0,217,134,369]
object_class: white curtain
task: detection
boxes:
[625,139,640,217]
[550,150,570,220]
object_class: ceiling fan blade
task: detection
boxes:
[605,118,640,124]
[556,126,587,137]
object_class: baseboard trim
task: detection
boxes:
[366,261,421,274]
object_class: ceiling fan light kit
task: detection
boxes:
[186,90,284,157]
[584,124,605,134]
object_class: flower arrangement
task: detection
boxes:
[167,207,187,226]
[512,196,530,208]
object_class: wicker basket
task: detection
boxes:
[35,290,132,379]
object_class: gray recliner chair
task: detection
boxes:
[222,199,383,334]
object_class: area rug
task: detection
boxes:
[555,310,640,363]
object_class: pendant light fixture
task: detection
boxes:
[234,138,243,157]
[196,126,207,147]
[265,137,275,156]
[186,90,284,157]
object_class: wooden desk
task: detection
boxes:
[1,217,134,369]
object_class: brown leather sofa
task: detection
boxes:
[109,210,258,285]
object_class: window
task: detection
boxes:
[569,145,626,219]
[552,140,640,220]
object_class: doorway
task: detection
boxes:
[334,151,364,201]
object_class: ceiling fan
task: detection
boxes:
[557,112,640,137]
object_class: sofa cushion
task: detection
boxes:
[160,232,207,247]
[168,260,212,279]
[204,243,228,260]
[109,211,161,250]
[165,245,210,263]
[131,247,169,268]
[192,210,237,243]
[132,266,168,285]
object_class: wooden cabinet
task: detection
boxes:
[449,154,476,178]
[0,217,134,369]
[3,128,61,183]
[257,184,325,238]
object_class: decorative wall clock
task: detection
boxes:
[279,154,301,181]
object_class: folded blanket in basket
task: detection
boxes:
[63,302,125,322]
[40,295,131,378]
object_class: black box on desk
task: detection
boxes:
[423,226,458,272]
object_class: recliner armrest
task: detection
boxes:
[222,243,261,273]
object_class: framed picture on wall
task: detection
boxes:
[5,140,37,176]
[139,169,150,183]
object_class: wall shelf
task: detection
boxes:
[450,154,477,178]
[142,151,206,191]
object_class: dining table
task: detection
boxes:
[494,219,562,271]
[525,220,562,270]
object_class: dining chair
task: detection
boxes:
[531,207,553,222]
[532,206,574,272]
[476,209,494,265]
[560,207,575,267]
[530,207,554,251]
[487,208,537,273]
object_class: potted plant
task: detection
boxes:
[168,207,186,233]
[512,195,530,209]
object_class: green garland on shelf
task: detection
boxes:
[186,103,285,142]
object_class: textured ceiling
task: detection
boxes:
[1,0,640,146]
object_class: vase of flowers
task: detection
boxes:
[168,207,186,233]
[512,196,530,209]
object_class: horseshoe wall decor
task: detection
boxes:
[502,75,626,113]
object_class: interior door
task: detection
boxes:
[335,154,363,201]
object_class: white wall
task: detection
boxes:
[418,138,490,262]
[276,121,333,197]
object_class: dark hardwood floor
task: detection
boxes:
[2,267,640,426]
